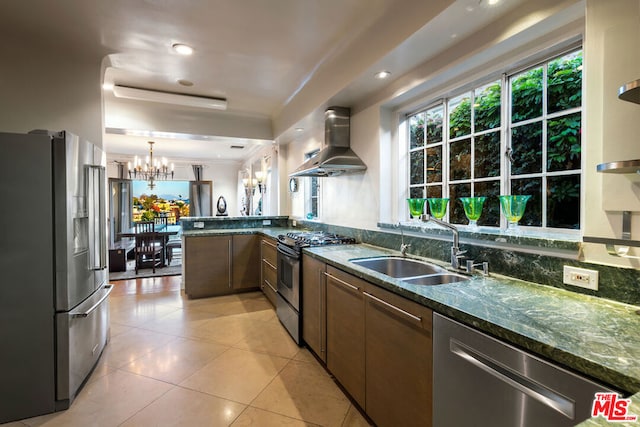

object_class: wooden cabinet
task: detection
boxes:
[260,237,278,306]
[302,261,433,426]
[302,254,326,362]
[232,234,260,290]
[364,282,433,427]
[184,235,232,298]
[184,234,261,299]
[325,265,366,408]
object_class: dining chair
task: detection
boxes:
[134,221,162,273]
[154,216,168,229]
[153,216,170,260]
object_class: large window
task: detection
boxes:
[408,49,582,231]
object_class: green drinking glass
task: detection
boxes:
[499,195,531,234]
[407,198,426,219]
[460,197,486,229]
[427,198,449,219]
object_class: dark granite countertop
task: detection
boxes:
[181,229,640,424]
[302,244,640,426]
[182,227,295,239]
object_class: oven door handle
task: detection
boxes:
[277,246,300,261]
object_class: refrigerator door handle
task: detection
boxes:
[69,284,113,318]
[87,165,107,271]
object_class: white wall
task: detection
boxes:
[582,0,640,267]
[0,39,103,146]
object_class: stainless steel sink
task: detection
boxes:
[350,256,446,278]
[349,256,470,286]
[402,273,468,286]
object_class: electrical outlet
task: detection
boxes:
[262,219,272,226]
[292,220,297,227]
[563,266,599,291]
[194,221,204,229]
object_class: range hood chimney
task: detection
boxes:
[289,106,367,177]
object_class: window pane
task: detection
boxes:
[410,187,425,199]
[511,67,542,123]
[449,183,471,224]
[548,51,583,114]
[474,180,500,227]
[426,146,442,183]
[410,150,425,185]
[450,139,471,180]
[310,177,319,218]
[547,175,580,229]
[474,81,501,132]
[449,94,471,138]
[547,112,581,172]
[511,178,542,226]
[475,131,500,178]
[511,122,542,175]
[426,186,442,199]
[426,106,444,143]
[410,113,425,149]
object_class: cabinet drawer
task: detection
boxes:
[261,238,277,265]
[262,259,277,291]
[363,282,432,332]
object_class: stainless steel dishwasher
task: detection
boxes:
[433,313,617,427]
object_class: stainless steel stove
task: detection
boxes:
[275,231,356,344]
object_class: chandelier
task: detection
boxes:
[127,141,174,189]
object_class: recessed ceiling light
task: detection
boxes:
[295,128,304,132]
[178,79,194,87]
[374,70,391,80]
[172,43,193,55]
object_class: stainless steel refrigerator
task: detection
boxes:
[0,130,112,423]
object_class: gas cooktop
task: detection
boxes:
[277,231,356,248]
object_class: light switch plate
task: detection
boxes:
[194,221,204,229]
[263,219,272,226]
[563,266,599,291]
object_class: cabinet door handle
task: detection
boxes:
[228,239,232,288]
[263,239,276,249]
[363,291,421,323]
[263,258,276,270]
[319,268,325,354]
[264,279,277,293]
[324,272,359,291]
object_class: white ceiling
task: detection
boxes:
[0,0,530,162]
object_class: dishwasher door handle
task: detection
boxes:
[450,338,575,420]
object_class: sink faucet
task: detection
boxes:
[421,214,466,269]
[398,222,411,256]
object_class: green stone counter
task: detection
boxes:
[182,227,296,239]
[303,243,640,418]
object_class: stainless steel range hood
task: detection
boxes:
[290,106,367,177]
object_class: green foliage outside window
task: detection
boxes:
[409,49,582,230]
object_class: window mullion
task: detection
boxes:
[542,62,549,228]
[501,73,510,230]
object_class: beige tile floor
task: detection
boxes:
[5,276,372,427]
